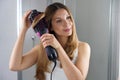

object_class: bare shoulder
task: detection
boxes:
[78,41,91,57]
[78,41,90,48]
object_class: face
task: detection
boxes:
[51,9,73,38]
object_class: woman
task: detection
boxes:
[9,2,91,80]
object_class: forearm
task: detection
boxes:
[56,47,84,80]
[9,27,28,70]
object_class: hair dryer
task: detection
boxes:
[29,10,57,62]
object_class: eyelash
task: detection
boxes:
[56,20,62,23]
[56,16,71,23]
[67,16,71,20]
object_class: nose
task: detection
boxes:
[63,20,69,27]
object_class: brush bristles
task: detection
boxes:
[31,13,45,29]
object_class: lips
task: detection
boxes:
[64,28,71,32]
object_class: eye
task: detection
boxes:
[66,16,71,20]
[56,19,62,23]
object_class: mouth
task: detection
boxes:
[64,28,71,32]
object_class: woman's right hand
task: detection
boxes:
[22,10,32,29]
[9,10,38,71]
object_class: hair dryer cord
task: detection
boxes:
[50,60,57,80]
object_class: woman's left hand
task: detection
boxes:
[40,33,61,49]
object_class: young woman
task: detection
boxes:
[9,2,91,80]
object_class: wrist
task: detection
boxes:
[18,27,28,36]
[55,43,62,50]
[56,45,64,54]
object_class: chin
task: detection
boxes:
[65,33,72,37]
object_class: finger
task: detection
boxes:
[26,10,32,18]
[23,10,32,20]
[25,10,31,16]
[42,40,51,48]
[40,34,52,40]
[41,37,52,44]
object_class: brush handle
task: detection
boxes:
[37,32,58,61]
[45,46,57,61]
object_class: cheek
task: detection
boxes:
[52,26,64,36]
[53,26,62,34]
[52,22,61,31]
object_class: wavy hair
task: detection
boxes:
[35,2,79,80]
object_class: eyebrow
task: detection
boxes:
[55,17,61,20]
[54,15,70,20]
[52,17,61,21]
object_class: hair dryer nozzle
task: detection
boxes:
[29,9,41,23]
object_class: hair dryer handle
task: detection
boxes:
[45,46,58,61]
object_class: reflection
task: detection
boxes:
[10,0,120,80]
[9,1,90,80]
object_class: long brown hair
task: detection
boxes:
[35,2,79,80]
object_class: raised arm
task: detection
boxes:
[9,10,38,71]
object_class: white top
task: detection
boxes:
[45,48,78,80]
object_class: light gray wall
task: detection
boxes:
[0,0,17,80]
[75,0,110,80]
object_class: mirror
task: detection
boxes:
[1,0,119,80]
[17,0,119,80]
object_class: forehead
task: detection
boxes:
[52,9,69,19]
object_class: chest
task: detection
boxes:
[45,48,78,80]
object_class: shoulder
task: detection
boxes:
[75,41,91,79]
[78,41,91,57]
[78,41,90,49]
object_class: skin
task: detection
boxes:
[9,9,91,80]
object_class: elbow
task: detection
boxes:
[73,74,86,80]
[81,75,87,80]
[9,68,15,71]
[78,73,86,80]
[78,76,85,80]
[9,65,17,71]
[9,64,20,71]
[9,67,20,71]
[73,76,85,80]
[81,77,86,80]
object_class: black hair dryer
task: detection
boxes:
[29,10,57,62]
